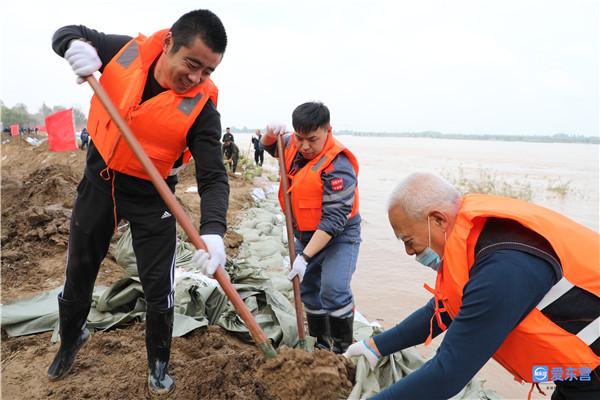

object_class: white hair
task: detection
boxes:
[388,172,461,220]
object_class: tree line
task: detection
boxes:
[1,101,87,130]
[338,130,599,144]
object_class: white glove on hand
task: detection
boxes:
[64,40,102,83]
[199,234,226,277]
[192,248,210,272]
[288,255,307,282]
[265,123,286,140]
[344,340,381,370]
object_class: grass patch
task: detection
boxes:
[442,166,533,201]
[546,179,571,198]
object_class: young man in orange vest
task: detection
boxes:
[345,172,600,400]
[49,10,229,395]
[261,102,361,354]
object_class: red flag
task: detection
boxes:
[45,109,77,152]
[10,124,19,136]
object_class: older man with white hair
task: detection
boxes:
[345,172,600,400]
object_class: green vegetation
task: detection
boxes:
[236,154,263,181]
[0,101,87,130]
[546,179,571,198]
[443,167,579,201]
[442,166,534,201]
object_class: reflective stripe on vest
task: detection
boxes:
[178,93,204,116]
[116,41,139,68]
[537,277,600,346]
[578,317,600,346]
[537,277,574,310]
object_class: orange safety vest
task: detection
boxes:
[428,194,600,383]
[277,133,359,232]
[86,29,219,180]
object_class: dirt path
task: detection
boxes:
[1,137,354,400]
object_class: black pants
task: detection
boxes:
[63,176,177,310]
[254,150,264,166]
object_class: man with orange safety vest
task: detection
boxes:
[261,102,361,354]
[345,172,600,400]
[49,10,229,395]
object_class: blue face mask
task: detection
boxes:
[415,247,442,271]
[415,216,443,271]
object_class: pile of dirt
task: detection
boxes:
[1,137,356,399]
[1,326,355,400]
[258,347,355,400]
[2,164,79,252]
[0,140,98,300]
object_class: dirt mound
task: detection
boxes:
[1,325,354,400]
[258,348,355,400]
[2,164,79,246]
[1,161,84,297]
[1,141,88,299]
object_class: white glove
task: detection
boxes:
[265,123,286,140]
[198,234,226,277]
[191,249,210,272]
[64,40,102,83]
[344,340,381,370]
[288,254,307,281]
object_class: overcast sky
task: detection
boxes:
[1,0,598,135]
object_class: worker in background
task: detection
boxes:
[79,127,89,150]
[345,172,600,400]
[261,102,361,354]
[222,137,239,173]
[222,126,234,143]
[251,129,264,166]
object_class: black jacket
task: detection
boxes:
[52,25,229,236]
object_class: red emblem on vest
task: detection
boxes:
[331,177,344,191]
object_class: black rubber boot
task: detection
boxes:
[330,314,354,354]
[47,295,91,381]
[146,307,175,396]
[306,312,332,351]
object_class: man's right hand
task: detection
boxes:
[64,40,102,83]
[344,339,381,370]
[199,234,227,278]
[262,123,286,145]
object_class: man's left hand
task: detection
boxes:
[288,255,307,282]
[344,339,381,370]
[200,234,226,277]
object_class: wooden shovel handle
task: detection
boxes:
[276,134,306,343]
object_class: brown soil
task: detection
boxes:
[1,137,354,399]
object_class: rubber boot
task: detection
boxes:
[330,314,354,354]
[306,312,332,351]
[47,295,91,380]
[146,307,175,396]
